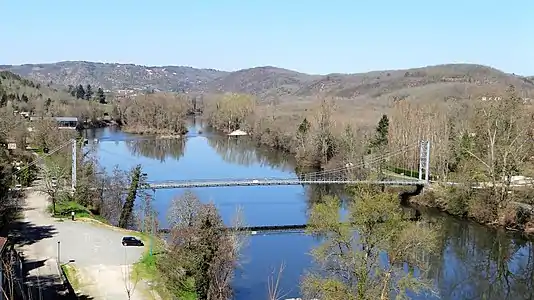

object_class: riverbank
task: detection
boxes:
[410,184,534,234]
[120,125,185,137]
[205,121,534,236]
[87,126,534,299]
[82,119,114,129]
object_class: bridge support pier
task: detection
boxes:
[418,140,430,184]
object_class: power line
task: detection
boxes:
[12,139,73,177]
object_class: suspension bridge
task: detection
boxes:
[144,141,432,189]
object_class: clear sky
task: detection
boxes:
[1,0,532,75]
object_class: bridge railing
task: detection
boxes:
[147,175,422,186]
[146,175,300,185]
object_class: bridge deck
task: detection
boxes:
[147,179,426,189]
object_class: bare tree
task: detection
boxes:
[120,93,189,135]
[208,205,248,300]
[122,248,140,299]
[267,262,290,300]
[206,93,256,133]
[167,190,202,229]
[40,162,69,215]
[162,192,247,300]
[100,166,128,224]
[466,86,534,209]
[312,98,337,166]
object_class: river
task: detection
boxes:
[85,122,534,300]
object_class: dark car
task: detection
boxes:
[121,236,144,246]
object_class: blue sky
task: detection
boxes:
[1,1,532,75]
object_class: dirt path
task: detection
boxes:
[12,182,150,299]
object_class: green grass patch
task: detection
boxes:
[133,239,171,299]
[176,277,197,300]
[132,234,196,299]
[48,200,109,223]
[61,263,81,290]
[386,165,420,178]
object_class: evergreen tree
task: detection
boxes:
[372,114,389,149]
[76,84,85,99]
[21,94,29,103]
[118,165,142,228]
[0,94,6,107]
[297,117,311,136]
[85,84,93,100]
[97,87,106,103]
[369,114,390,183]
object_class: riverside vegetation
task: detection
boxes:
[201,87,534,233]
[3,65,534,298]
[0,71,247,299]
[0,71,113,299]
[104,83,534,298]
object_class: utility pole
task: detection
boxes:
[71,139,77,194]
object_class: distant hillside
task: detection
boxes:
[0,70,109,121]
[0,70,76,106]
[2,61,534,102]
[0,61,226,93]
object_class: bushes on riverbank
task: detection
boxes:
[412,186,534,232]
[201,87,534,232]
[205,93,354,168]
[156,191,243,299]
[115,93,191,135]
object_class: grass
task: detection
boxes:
[61,263,81,291]
[46,201,195,299]
[132,236,175,299]
[132,232,197,300]
[47,200,109,223]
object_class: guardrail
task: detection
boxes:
[58,263,77,299]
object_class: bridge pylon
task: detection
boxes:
[418,140,431,184]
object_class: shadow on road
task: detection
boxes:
[21,257,64,300]
[9,220,57,246]
[22,259,94,300]
[22,258,47,273]
[25,274,68,300]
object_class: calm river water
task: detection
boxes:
[85,122,534,300]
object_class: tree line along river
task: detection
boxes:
[85,120,534,300]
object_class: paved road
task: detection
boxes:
[13,184,147,299]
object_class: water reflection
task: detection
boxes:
[87,127,534,300]
[421,209,534,300]
[125,138,186,162]
[204,134,296,172]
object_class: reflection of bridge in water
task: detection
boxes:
[146,141,431,189]
[159,224,309,234]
